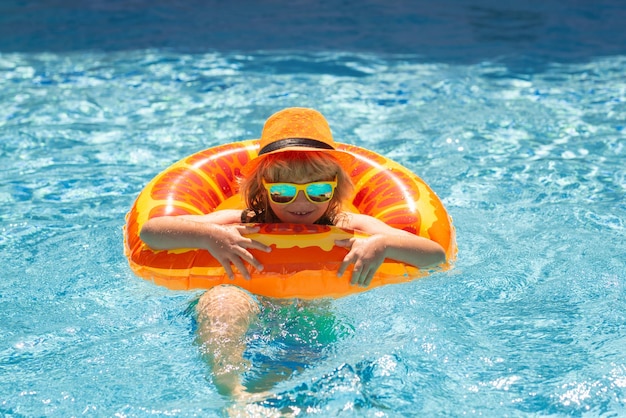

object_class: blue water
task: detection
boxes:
[1,1,626,416]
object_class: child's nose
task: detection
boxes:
[293,191,308,203]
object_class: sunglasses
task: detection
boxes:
[262,178,337,204]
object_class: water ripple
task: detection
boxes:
[1,49,625,416]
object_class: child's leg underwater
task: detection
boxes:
[196,285,260,398]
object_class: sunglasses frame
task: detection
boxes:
[262,177,337,205]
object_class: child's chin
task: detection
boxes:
[285,214,318,224]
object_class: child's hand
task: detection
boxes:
[335,235,387,287]
[205,225,271,280]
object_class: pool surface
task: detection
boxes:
[1,1,625,416]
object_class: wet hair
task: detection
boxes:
[239,151,354,224]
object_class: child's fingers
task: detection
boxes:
[216,256,236,280]
[237,225,272,253]
[350,263,375,287]
[350,262,365,286]
[246,239,272,253]
[334,238,354,248]
[335,239,354,277]
[229,256,252,280]
[237,224,261,234]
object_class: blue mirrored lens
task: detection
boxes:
[269,184,297,203]
[306,183,333,202]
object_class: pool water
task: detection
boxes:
[1,1,625,416]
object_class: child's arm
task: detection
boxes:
[139,210,271,279]
[335,213,446,286]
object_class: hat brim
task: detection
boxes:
[240,145,355,177]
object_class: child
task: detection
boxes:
[139,107,446,398]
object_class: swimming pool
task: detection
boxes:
[1,1,625,416]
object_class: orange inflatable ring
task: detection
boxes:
[124,140,456,299]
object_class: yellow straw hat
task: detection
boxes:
[240,107,354,176]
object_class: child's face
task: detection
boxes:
[267,174,332,224]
